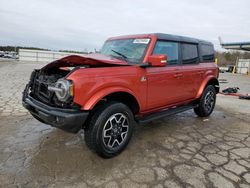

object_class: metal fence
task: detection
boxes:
[18,49,85,62]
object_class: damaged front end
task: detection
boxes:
[22,67,89,133]
[25,68,77,109]
[26,53,129,108]
[22,54,128,133]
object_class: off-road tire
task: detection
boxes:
[194,85,216,117]
[84,101,134,158]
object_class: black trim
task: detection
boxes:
[23,94,89,133]
[136,103,198,124]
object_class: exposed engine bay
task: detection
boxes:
[27,67,76,108]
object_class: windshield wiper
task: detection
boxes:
[111,49,128,61]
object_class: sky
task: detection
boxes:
[0,0,249,52]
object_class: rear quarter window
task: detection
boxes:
[200,44,215,62]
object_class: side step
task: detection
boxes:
[136,103,198,124]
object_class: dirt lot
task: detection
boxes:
[0,60,250,188]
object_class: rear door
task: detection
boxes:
[180,43,202,100]
[146,40,183,109]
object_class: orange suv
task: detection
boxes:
[23,33,219,158]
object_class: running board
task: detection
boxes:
[136,103,198,124]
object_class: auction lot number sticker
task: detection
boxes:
[133,38,150,44]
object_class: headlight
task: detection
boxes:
[48,79,74,102]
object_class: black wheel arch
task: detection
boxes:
[93,92,140,115]
[205,78,220,93]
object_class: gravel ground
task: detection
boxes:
[0,60,250,188]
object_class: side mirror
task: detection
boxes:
[147,54,167,67]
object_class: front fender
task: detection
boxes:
[82,86,141,110]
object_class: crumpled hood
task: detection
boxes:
[42,53,129,70]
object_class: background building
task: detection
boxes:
[221,41,250,51]
[220,40,250,75]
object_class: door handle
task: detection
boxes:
[174,73,183,78]
[178,73,183,78]
[174,74,179,78]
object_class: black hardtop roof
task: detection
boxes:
[108,33,213,46]
[154,33,212,45]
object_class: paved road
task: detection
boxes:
[0,61,250,188]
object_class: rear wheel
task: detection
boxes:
[194,85,216,117]
[84,101,134,158]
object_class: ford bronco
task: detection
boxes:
[23,33,219,158]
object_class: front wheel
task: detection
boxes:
[84,101,134,158]
[194,85,216,117]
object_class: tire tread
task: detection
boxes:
[84,101,134,158]
[194,85,216,117]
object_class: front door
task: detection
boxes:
[146,40,183,110]
[146,66,183,110]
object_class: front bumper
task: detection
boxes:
[23,94,89,134]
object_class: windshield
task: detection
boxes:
[101,38,150,64]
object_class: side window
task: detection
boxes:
[153,41,179,65]
[201,44,215,62]
[181,43,199,64]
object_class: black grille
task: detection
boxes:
[33,79,55,105]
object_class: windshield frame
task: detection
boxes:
[100,38,151,64]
